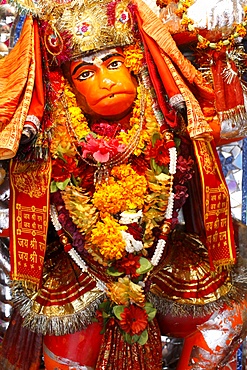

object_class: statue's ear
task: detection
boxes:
[0,16,37,160]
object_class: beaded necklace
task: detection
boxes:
[49,72,178,345]
[62,79,146,184]
[50,73,177,273]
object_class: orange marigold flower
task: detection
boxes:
[123,43,144,75]
[91,216,127,261]
[93,164,147,214]
[119,305,148,336]
[235,24,247,38]
[107,277,146,306]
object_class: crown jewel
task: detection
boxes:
[16,0,137,62]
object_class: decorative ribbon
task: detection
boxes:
[193,140,236,269]
[9,158,51,287]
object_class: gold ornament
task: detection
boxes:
[14,0,136,59]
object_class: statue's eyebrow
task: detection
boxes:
[71,61,93,76]
[101,53,123,61]
[71,53,124,76]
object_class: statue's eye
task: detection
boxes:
[108,60,123,69]
[77,70,94,80]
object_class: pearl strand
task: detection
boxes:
[50,205,106,291]
[62,82,146,183]
[150,144,177,267]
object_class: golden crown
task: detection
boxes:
[14,0,137,62]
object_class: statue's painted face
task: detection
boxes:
[70,49,137,119]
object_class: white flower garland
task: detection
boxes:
[50,205,106,291]
[121,230,144,253]
[151,145,177,266]
[119,210,143,224]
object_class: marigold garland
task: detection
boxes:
[123,42,144,75]
[48,45,195,346]
[175,0,247,50]
[93,164,148,215]
[90,215,128,261]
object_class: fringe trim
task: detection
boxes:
[12,283,106,336]
[219,104,247,139]
[149,261,247,318]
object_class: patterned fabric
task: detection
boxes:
[0,16,35,160]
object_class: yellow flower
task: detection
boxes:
[123,43,144,75]
[90,216,127,261]
[181,14,194,26]
[64,82,90,139]
[107,276,146,306]
[235,24,247,38]
[93,164,148,214]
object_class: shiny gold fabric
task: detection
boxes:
[13,250,105,335]
[150,232,233,306]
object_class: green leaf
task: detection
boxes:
[150,158,163,175]
[147,308,157,321]
[102,311,110,319]
[113,305,125,320]
[71,173,79,186]
[151,132,160,146]
[131,334,140,343]
[50,180,58,193]
[107,266,124,277]
[174,137,181,148]
[56,178,70,190]
[137,330,148,345]
[136,257,153,275]
[144,302,157,321]
[99,300,111,312]
[144,302,153,310]
[123,332,133,344]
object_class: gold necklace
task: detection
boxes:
[62,82,146,183]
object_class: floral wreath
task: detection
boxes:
[175,0,247,50]
[48,42,194,345]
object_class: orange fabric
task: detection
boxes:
[136,12,180,99]
[0,16,35,160]
[162,54,213,139]
[26,19,44,122]
[134,0,215,102]
[135,0,213,139]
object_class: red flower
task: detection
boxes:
[146,139,170,167]
[80,134,126,163]
[127,223,143,241]
[52,155,79,182]
[175,155,194,184]
[95,310,104,325]
[114,254,141,278]
[119,305,148,335]
[91,122,121,138]
[131,154,149,175]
